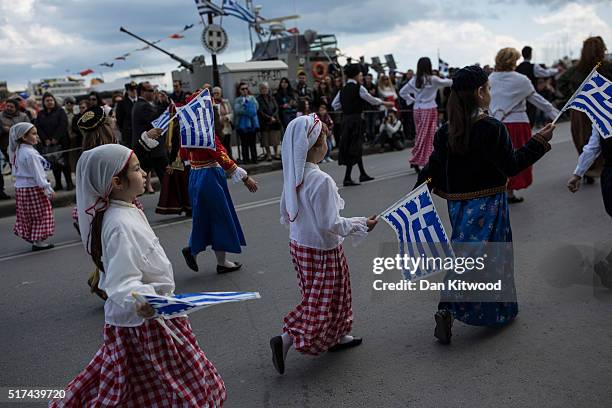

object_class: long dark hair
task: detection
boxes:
[447,89,480,155]
[415,57,432,89]
[577,36,607,75]
[277,77,294,97]
[89,165,130,271]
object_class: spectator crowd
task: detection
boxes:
[0,35,608,202]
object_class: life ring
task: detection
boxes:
[311,62,327,80]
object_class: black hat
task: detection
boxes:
[77,106,105,131]
[125,81,138,90]
[451,65,488,92]
[344,64,361,79]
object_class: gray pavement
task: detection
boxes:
[1,122,611,407]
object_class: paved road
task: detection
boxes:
[1,122,611,407]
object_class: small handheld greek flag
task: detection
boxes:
[178,88,216,149]
[133,291,260,318]
[380,182,453,281]
[150,102,175,133]
[568,71,612,138]
[565,70,612,139]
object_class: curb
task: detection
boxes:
[0,144,394,218]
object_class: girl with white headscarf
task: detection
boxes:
[51,144,226,407]
[270,114,378,375]
[9,122,55,250]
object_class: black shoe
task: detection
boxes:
[55,184,64,191]
[32,243,55,252]
[328,337,363,352]
[359,175,375,182]
[73,222,81,235]
[594,260,612,289]
[217,262,242,274]
[343,179,360,187]
[508,196,524,204]
[434,310,453,344]
[182,247,199,272]
[65,183,75,191]
[410,164,421,174]
[270,336,285,374]
[0,191,10,200]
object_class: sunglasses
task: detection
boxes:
[240,87,248,91]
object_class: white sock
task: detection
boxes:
[338,335,354,344]
[214,251,237,267]
[33,240,49,247]
[281,332,293,359]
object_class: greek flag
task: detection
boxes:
[566,70,612,139]
[194,0,225,17]
[151,102,174,133]
[381,182,453,281]
[438,58,450,76]
[134,291,261,318]
[222,0,256,23]
[178,88,216,149]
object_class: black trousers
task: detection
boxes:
[134,145,168,182]
[237,129,257,163]
[52,153,73,189]
[602,167,612,217]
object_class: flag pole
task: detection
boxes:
[376,178,432,221]
[551,61,601,125]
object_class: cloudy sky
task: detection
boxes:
[1,0,610,90]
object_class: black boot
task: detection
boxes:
[434,310,453,344]
[182,247,199,272]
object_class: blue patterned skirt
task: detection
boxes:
[188,166,246,255]
[438,192,518,326]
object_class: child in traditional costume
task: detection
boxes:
[50,144,225,407]
[9,122,55,251]
[417,66,555,343]
[181,91,258,274]
[270,114,377,374]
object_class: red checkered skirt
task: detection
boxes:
[283,241,353,356]
[505,122,533,190]
[49,317,226,408]
[410,107,438,167]
[13,187,54,243]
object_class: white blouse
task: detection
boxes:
[573,127,602,177]
[280,163,368,250]
[13,144,53,196]
[488,71,559,124]
[99,200,175,327]
[399,76,452,109]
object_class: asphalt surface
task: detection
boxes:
[1,122,611,407]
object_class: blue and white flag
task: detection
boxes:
[134,291,261,318]
[438,58,450,76]
[381,182,453,281]
[178,88,216,149]
[222,0,256,23]
[566,70,612,139]
[150,102,174,133]
[194,0,226,17]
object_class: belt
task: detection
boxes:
[433,185,507,201]
[190,160,220,169]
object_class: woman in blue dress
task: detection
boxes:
[417,66,556,343]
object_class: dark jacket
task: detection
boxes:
[115,96,136,147]
[131,97,166,158]
[417,116,550,198]
[256,94,281,131]
[36,101,69,148]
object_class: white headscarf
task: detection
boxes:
[8,122,34,165]
[280,113,323,222]
[76,144,134,253]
